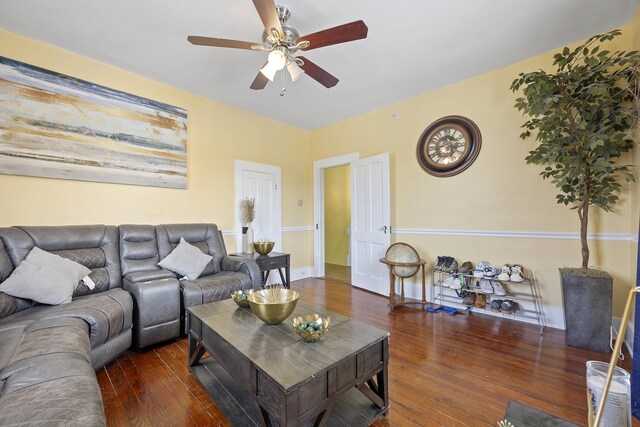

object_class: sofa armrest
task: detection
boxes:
[124,270,174,283]
[220,257,262,289]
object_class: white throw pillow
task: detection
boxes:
[158,237,213,280]
[0,247,91,305]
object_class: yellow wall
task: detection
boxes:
[0,29,314,269]
[324,165,350,266]
[310,25,638,317]
[2,16,639,319]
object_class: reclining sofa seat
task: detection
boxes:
[155,223,262,330]
[0,225,133,427]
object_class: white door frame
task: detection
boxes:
[234,160,282,253]
[313,152,359,277]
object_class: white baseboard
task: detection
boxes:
[290,266,313,282]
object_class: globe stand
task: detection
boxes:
[380,243,428,310]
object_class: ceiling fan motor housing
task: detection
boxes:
[262,6,299,50]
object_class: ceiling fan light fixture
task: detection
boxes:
[259,62,279,81]
[267,49,287,70]
[287,60,305,82]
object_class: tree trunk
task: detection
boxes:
[579,174,590,269]
[579,202,589,269]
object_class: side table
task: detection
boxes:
[379,257,427,310]
[230,252,290,288]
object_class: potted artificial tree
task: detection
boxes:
[510,29,639,352]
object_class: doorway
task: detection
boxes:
[323,165,351,283]
[313,152,390,295]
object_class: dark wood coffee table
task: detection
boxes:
[187,299,390,427]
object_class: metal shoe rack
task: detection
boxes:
[433,268,545,334]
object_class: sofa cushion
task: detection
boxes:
[119,224,161,276]
[0,225,122,298]
[181,271,253,308]
[156,224,225,275]
[158,237,213,280]
[0,247,91,305]
[0,288,132,351]
[0,292,35,320]
[0,374,106,427]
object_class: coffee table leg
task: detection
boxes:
[188,340,206,368]
[312,403,335,427]
[256,403,274,427]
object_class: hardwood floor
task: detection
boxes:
[324,263,351,284]
[98,278,635,426]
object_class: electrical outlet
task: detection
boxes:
[298,199,303,207]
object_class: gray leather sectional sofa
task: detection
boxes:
[0,223,261,426]
[0,225,132,427]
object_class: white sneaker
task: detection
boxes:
[483,265,498,277]
[479,279,494,294]
[492,280,507,296]
[442,276,455,287]
[497,265,511,281]
[510,265,524,282]
[450,277,462,290]
[474,261,488,278]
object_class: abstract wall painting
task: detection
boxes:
[0,57,187,189]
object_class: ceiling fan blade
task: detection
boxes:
[250,62,270,90]
[298,20,368,51]
[188,36,261,50]
[297,57,339,88]
[252,0,284,39]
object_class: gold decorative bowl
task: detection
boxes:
[231,289,253,308]
[293,314,331,342]
[248,288,299,324]
[253,241,275,255]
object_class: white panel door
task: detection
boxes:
[242,170,278,243]
[350,153,390,295]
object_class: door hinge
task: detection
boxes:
[315,224,319,230]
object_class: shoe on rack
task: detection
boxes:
[500,300,519,314]
[492,280,507,296]
[450,276,462,290]
[483,264,498,277]
[458,261,474,274]
[510,265,525,282]
[443,257,459,273]
[435,256,447,271]
[441,256,453,272]
[479,279,494,294]
[462,293,476,306]
[475,294,487,309]
[490,299,504,312]
[474,261,488,278]
[442,276,455,288]
[497,265,511,281]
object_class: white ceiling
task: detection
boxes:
[0,0,637,130]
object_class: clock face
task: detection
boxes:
[416,116,481,177]
[423,124,471,170]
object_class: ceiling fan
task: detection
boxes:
[187,0,368,90]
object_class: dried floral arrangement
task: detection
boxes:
[239,197,255,226]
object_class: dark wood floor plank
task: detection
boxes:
[96,367,128,426]
[97,278,639,426]
[124,351,200,426]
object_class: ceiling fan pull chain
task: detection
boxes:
[280,68,286,97]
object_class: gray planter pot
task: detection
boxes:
[560,268,612,353]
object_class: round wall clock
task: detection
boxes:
[416,115,482,177]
